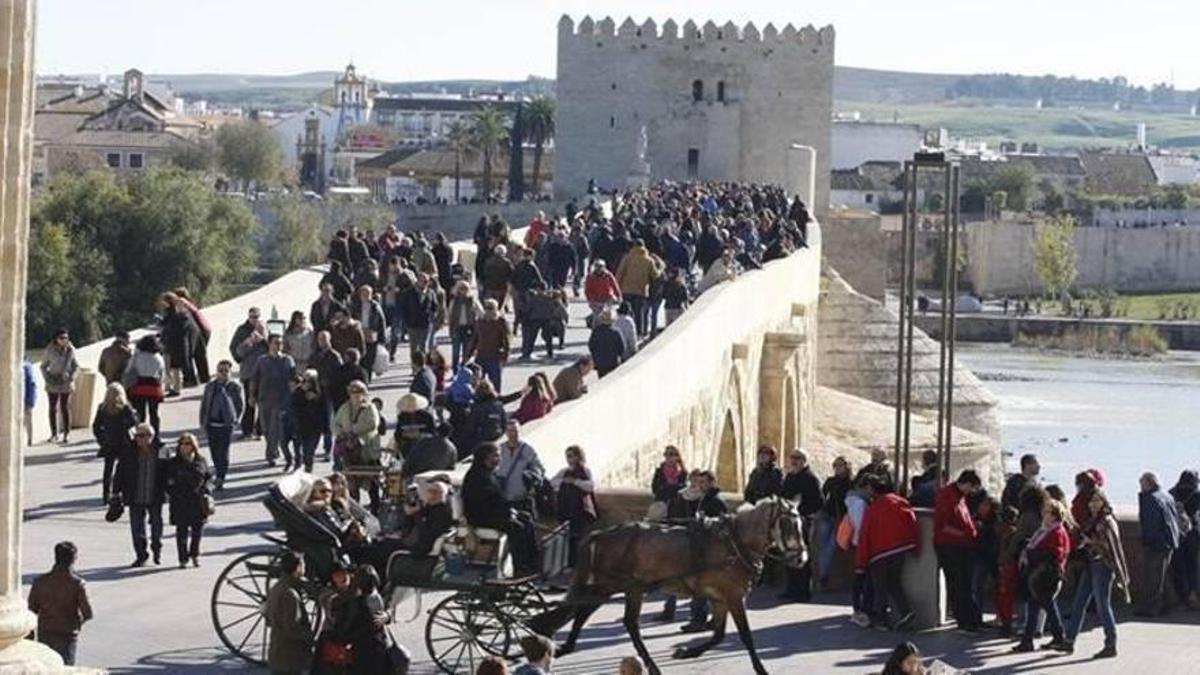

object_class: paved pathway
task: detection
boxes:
[20,295,1200,673]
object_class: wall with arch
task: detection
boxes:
[524,224,822,491]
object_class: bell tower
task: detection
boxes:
[333,63,370,144]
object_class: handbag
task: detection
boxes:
[203,494,216,517]
[318,638,353,666]
[372,343,389,376]
[105,495,125,523]
[835,514,855,551]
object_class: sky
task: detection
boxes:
[34,0,1200,89]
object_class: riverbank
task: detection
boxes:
[916,312,1200,350]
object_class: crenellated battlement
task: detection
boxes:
[558,14,835,48]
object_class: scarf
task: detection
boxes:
[661,462,684,486]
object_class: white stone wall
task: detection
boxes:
[554,16,834,211]
[521,221,823,489]
[965,221,1200,295]
[271,106,338,168]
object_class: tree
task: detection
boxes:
[524,96,555,195]
[169,137,216,172]
[445,119,474,203]
[268,198,325,269]
[1033,214,1079,311]
[216,121,282,192]
[469,106,510,199]
[26,221,109,344]
[27,168,259,345]
[988,168,1033,211]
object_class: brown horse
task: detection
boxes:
[528,497,806,675]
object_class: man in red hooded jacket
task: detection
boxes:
[934,469,983,631]
[856,476,918,630]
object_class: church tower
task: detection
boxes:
[333,63,370,144]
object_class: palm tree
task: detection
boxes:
[445,119,473,203]
[524,96,556,196]
[469,106,509,199]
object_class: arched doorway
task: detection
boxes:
[716,410,740,491]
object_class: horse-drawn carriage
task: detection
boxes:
[210,471,571,673]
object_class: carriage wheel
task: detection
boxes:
[425,593,512,673]
[498,584,549,657]
[211,551,276,665]
[211,550,324,665]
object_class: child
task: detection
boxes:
[662,268,690,326]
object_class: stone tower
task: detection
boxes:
[555,16,834,211]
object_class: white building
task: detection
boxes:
[270,105,337,169]
[831,120,922,170]
[1147,154,1200,186]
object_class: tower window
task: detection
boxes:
[610,116,615,128]
[717,81,726,102]
[692,80,704,103]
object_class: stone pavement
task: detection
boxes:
[19,295,1200,673]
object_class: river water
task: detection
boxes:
[956,343,1200,510]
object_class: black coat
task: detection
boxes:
[402,502,454,556]
[161,306,201,366]
[321,269,354,303]
[310,298,346,334]
[348,298,387,344]
[329,363,369,410]
[290,388,327,439]
[401,436,457,480]
[744,465,783,504]
[167,455,211,526]
[465,397,507,449]
[462,463,510,530]
[780,466,824,517]
[821,475,852,520]
[92,405,138,459]
[588,325,625,374]
[398,287,438,331]
[114,445,169,507]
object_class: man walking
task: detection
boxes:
[254,335,296,468]
[28,542,93,666]
[229,307,267,439]
[199,360,244,491]
[1137,471,1180,617]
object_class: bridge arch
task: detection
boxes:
[713,363,747,492]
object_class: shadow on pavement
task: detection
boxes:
[107,646,265,673]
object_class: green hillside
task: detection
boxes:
[844,100,1200,152]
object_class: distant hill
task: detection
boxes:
[129,68,1199,152]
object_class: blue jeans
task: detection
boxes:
[129,503,163,560]
[626,294,648,336]
[206,424,233,484]
[385,303,405,356]
[1066,559,1117,643]
[478,357,502,391]
[39,635,76,666]
[451,326,474,370]
[814,513,838,584]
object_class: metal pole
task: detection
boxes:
[894,161,914,478]
[935,163,951,481]
[945,164,961,477]
[901,163,920,491]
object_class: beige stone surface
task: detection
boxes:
[822,207,887,300]
[817,270,1000,439]
[522,223,823,491]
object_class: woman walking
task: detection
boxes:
[1012,499,1073,653]
[283,311,315,371]
[290,370,326,473]
[334,381,382,511]
[91,384,139,505]
[124,334,167,439]
[40,328,79,444]
[166,433,212,568]
[1062,488,1130,658]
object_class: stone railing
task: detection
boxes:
[519,223,823,486]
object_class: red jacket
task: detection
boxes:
[1027,523,1070,572]
[933,484,978,547]
[584,271,621,305]
[856,493,919,570]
